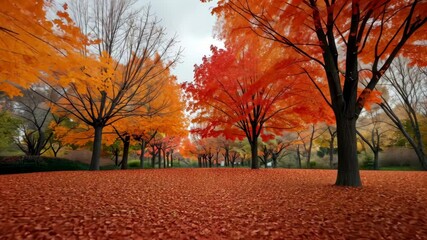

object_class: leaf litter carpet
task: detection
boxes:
[0,169,426,239]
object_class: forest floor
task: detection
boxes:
[0,169,426,239]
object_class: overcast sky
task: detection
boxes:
[144,0,224,83]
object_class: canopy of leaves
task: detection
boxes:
[185,43,334,142]
[0,1,90,96]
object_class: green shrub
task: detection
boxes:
[128,160,140,168]
[360,153,374,170]
[309,161,317,168]
[0,156,89,174]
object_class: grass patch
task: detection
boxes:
[380,166,420,171]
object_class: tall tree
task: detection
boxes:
[206,0,427,186]
[0,1,87,96]
[185,44,330,169]
[38,0,181,170]
[13,89,54,156]
[378,57,427,169]
[106,64,186,169]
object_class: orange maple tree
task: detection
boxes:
[35,1,181,170]
[0,0,89,96]
[204,0,427,186]
[106,73,187,170]
[184,42,333,169]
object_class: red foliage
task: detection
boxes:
[0,169,425,239]
[185,44,333,142]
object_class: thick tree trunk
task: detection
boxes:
[114,150,119,166]
[121,135,130,170]
[198,155,202,168]
[335,118,361,187]
[90,125,103,170]
[140,139,146,169]
[272,154,278,168]
[250,137,259,169]
[373,150,379,170]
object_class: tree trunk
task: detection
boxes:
[170,149,174,168]
[373,150,379,170]
[296,146,302,169]
[329,136,334,168]
[121,135,130,170]
[272,154,278,168]
[163,149,166,168]
[306,125,315,168]
[335,118,361,187]
[224,148,229,167]
[90,125,103,170]
[250,137,259,169]
[414,148,427,170]
[166,151,170,168]
[151,146,156,168]
[140,139,146,169]
[158,146,162,169]
[35,130,45,156]
[198,155,202,168]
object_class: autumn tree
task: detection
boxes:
[13,88,55,156]
[268,136,295,168]
[0,110,21,151]
[296,124,327,169]
[356,104,396,170]
[37,0,181,170]
[185,44,329,169]
[0,1,88,96]
[258,144,271,168]
[378,57,427,169]
[179,137,199,164]
[206,0,427,186]
[315,125,337,168]
[104,64,186,169]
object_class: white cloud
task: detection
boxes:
[143,0,224,83]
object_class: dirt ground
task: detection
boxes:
[0,169,425,239]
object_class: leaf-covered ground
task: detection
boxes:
[0,169,425,239]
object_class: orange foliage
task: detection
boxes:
[0,0,90,96]
[105,65,187,145]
